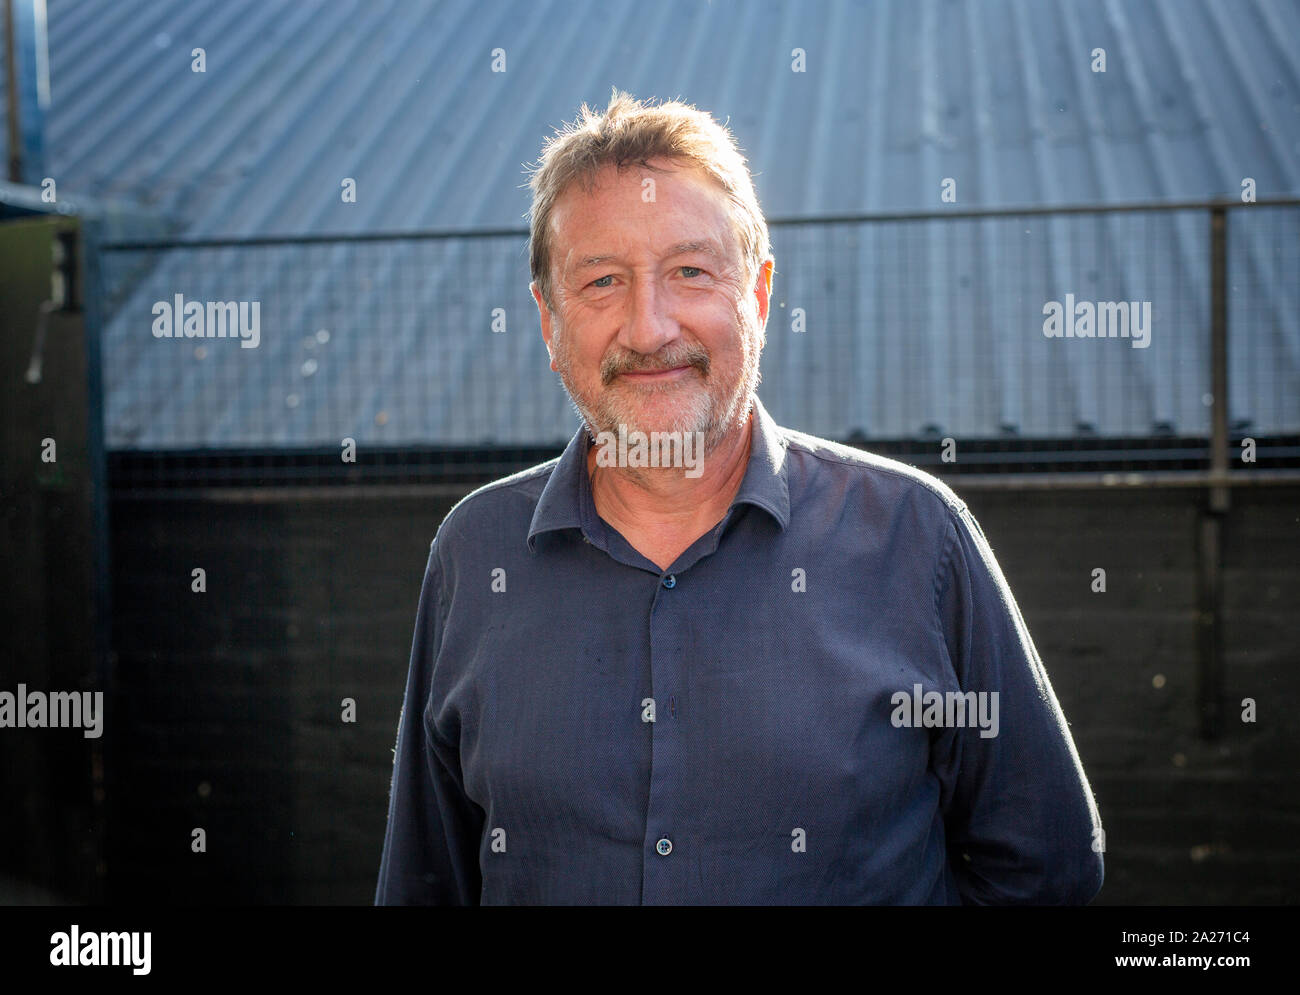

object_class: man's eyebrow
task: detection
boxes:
[665,240,722,257]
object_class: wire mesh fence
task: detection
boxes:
[95,201,1300,489]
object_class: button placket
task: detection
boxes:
[643,570,685,900]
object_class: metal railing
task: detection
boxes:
[92,198,1300,491]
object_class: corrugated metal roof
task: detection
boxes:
[9,0,1300,447]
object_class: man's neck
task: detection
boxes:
[585,408,755,571]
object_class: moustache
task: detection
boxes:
[601,347,710,385]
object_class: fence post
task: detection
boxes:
[1196,206,1229,738]
[80,216,113,899]
[1209,206,1230,512]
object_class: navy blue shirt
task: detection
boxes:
[375,395,1104,905]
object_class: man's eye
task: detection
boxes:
[591,275,614,288]
[680,266,703,278]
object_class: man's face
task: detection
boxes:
[533,157,772,455]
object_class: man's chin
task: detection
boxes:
[624,402,711,433]
[590,416,709,441]
[593,392,712,437]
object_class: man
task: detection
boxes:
[375,92,1104,905]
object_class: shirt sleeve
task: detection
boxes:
[374,540,484,905]
[932,502,1105,905]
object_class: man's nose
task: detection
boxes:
[618,276,679,357]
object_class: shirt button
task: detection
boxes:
[655,837,673,856]
[662,574,677,589]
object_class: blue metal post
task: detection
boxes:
[6,0,49,185]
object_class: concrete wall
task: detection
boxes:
[0,217,103,904]
[102,483,1300,904]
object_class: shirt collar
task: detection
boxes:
[527,393,790,552]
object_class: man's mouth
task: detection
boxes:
[617,364,695,382]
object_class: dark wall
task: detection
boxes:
[104,484,1300,904]
[106,491,458,904]
[961,487,1299,904]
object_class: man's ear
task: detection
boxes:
[753,258,774,338]
[532,281,558,371]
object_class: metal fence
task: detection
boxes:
[93,199,1300,490]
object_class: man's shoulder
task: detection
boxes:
[778,424,968,518]
[430,455,561,551]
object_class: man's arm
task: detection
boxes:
[933,503,1104,905]
[374,542,484,905]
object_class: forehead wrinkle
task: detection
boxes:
[550,173,738,282]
